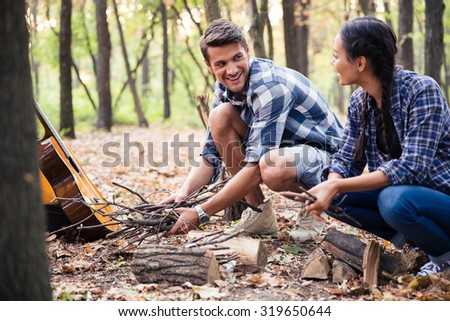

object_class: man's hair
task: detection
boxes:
[199,18,248,62]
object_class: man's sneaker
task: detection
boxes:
[289,208,325,242]
[223,200,278,236]
[416,259,450,276]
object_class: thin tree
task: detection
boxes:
[162,0,171,119]
[112,0,148,127]
[95,0,112,131]
[0,0,52,300]
[398,0,414,71]
[204,0,221,23]
[246,0,267,58]
[60,0,75,138]
[425,0,445,85]
[358,0,376,16]
[30,0,40,98]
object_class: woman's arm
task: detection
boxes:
[306,170,390,215]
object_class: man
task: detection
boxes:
[163,18,343,241]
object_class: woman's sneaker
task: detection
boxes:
[416,259,450,276]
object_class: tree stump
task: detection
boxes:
[130,245,220,285]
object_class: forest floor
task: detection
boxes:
[46,125,450,301]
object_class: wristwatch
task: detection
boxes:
[194,205,210,224]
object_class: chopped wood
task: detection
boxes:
[321,228,411,284]
[332,259,359,283]
[301,248,331,280]
[187,230,268,273]
[363,240,381,287]
[130,245,220,285]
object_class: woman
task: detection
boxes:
[306,16,450,276]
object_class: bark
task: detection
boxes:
[59,0,75,138]
[424,0,444,85]
[246,0,267,58]
[282,0,310,75]
[358,0,376,16]
[398,0,414,71]
[320,228,414,283]
[112,0,148,127]
[188,230,268,273]
[142,51,149,95]
[131,245,220,285]
[162,0,171,119]
[0,0,52,300]
[95,0,112,131]
[383,0,393,31]
[204,0,221,23]
[30,0,40,98]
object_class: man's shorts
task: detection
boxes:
[278,145,331,188]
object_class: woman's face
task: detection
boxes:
[331,34,360,86]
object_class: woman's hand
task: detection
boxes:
[305,180,340,216]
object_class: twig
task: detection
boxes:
[112,181,149,204]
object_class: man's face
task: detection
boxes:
[205,42,250,99]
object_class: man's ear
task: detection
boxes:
[204,59,213,74]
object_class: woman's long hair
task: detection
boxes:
[339,16,398,161]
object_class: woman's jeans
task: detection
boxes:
[328,185,450,264]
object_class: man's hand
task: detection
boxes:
[159,191,188,205]
[164,208,199,236]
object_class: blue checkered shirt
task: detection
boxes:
[325,66,450,195]
[201,58,343,182]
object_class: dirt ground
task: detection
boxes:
[46,125,450,301]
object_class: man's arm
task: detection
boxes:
[164,163,263,236]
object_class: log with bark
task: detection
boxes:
[130,245,220,285]
[320,228,415,284]
[187,230,268,273]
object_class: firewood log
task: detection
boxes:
[130,245,220,285]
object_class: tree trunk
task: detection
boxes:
[112,0,148,127]
[142,51,149,95]
[59,0,75,138]
[282,0,309,75]
[260,0,273,60]
[162,0,171,119]
[425,0,444,85]
[0,0,52,300]
[358,0,376,16]
[95,0,112,131]
[204,0,221,23]
[246,0,267,58]
[30,0,40,98]
[398,0,414,71]
[384,0,393,31]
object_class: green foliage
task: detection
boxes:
[29,0,449,133]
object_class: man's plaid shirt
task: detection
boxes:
[201,58,343,182]
[325,66,450,195]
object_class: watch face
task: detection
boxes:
[199,214,209,224]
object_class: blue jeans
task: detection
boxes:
[328,185,450,264]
